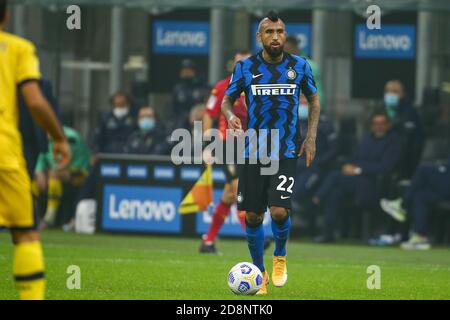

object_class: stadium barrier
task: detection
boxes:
[96,154,273,237]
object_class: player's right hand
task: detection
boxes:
[53,140,72,169]
[227,114,242,131]
[202,148,214,165]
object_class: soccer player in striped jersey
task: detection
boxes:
[222,11,321,295]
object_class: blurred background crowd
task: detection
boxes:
[6,0,450,249]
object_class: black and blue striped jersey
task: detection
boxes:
[226,51,317,160]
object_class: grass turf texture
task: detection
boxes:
[0,230,449,300]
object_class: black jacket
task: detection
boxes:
[124,126,171,155]
[299,115,338,170]
[389,98,424,178]
[351,130,402,176]
[94,112,137,154]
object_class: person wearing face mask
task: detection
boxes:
[94,91,137,154]
[171,59,209,128]
[383,80,424,179]
[292,95,337,237]
[312,111,401,243]
[124,107,170,155]
[74,92,137,207]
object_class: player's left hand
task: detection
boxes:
[299,136,316,167]
[202,148,215,165]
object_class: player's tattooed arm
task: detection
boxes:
[299,93,321,167]
[306,92,321,138]
[221,95,242,130]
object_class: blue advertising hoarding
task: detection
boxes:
[354,24,416,59]
[127,165,148,179]
[153,165,175,181]
[100,164,121,178]
[98,158,276,237]
[102,184,182,233]
[152,20,210,55]
[196,189,273,237]
[251,22,311,56]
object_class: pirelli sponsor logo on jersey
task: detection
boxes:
[251,84,297,96]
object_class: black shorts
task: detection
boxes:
[215,137,239,183]
[222,164,238,183]
[236,158,297,213]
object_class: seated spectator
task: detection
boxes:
[124,107,171,155]
[35,126,91,230]
[171,59,209,128]
[313,111,401,242]
[77,91,136,202]
[167,104,206,164]
[383,80,424,179]
[292,94,337,235]
[94,91,137,154]
[188,103,206,134]
[380,151,450,250]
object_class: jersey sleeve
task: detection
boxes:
[205,84,224,118]
[300,60,317,97]
[16,41,41,85]
[225,61,245,101]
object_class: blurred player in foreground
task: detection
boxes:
[0,0,70,299]
[222,11,320,294]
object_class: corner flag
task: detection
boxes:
[179,165,214,214]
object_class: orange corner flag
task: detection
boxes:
[179,165,214,214]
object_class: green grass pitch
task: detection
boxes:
[1,230,449,300]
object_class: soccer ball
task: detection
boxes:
[227,262,263,295]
